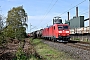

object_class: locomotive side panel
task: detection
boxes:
[42,24,70,41]
[53,25,58,38]
[49,26,53,37]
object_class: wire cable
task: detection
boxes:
[32,0,87,31]
[40,0,58,23]
[43,0,87,27]
[80,11,88,15]
[40,0,53,22]
[37,0,58,29]
[79,8,88,14]
[58,0,86,16]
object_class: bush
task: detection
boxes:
[14,47,28,60]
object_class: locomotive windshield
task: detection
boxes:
[63,26,68,29]
[58,26,68,30]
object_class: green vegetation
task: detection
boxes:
[31,38,75,60]
[0,6,28,46]
[82,38,89,42]
[0,6,29,60]
[0,14,7,46]
[0,6,43,60]
[14,47,28,60]
[74,38,80,41]
[14,41,39,60]
[6,6,27,40]
[72,37,90,42]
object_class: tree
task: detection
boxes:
[6,6,28,40]
[0,14,6,45]
[0,15,4,30]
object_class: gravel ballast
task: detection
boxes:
[42,40,90,60]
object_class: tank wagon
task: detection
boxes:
[36,29,43,38]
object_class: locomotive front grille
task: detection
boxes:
[58,36,70,39]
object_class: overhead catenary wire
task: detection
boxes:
[80,11,88,15]
[58,0,86,16]
[79,8,89,15]
[31,0,87,32]
[33,0,55,30]
[43,0,87,27]
[37,0,58,29]
[79,8,88,14]
[40,0,58,23]
[40,0,53,22]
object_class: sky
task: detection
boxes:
[0,0,89,33]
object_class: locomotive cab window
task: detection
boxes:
[58,26,68,30]
[63,26,68,29]
[58,26,63,30]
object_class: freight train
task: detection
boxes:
[28,16,70,41]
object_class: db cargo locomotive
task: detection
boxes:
[42,16,70,41]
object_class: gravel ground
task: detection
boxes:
[42,40,90,60]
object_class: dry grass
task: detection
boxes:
[31,38,75,60]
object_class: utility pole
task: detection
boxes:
[89,0,90,33]
[30,23,32,33]
[30,23,31,33]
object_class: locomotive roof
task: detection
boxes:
[43,24,69,29]
[47,25,52,28]
[55,23,67,25]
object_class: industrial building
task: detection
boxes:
[65,16,84,29]
[65,7,84,29]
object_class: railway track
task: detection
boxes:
[65,41,90,51]
[43,39,90,51]
[67,42,90,51]
[42,39,90,60]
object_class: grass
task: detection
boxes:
[73,38,80,41]
[29,55,38,60]
[30,38,75,60]
[14,38,41,60]
[71,37,90,43]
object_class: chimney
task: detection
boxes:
[67,12,69,20]
[76,7,78,17]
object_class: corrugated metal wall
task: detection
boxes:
[65,16,84,29]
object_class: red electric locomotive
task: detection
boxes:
[42,16,70,42]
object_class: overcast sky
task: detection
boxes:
[0,0,89,33]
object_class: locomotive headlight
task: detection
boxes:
[66,31,69,33]
[59,31,62,33]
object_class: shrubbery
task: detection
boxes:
[0,6,28,46]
